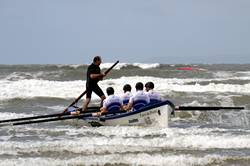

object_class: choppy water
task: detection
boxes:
[0,63,250,166]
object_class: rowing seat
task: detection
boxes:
[133,100,148,111]
[149,99,161,104]
[106,102,122,114]
[123,99,130,105]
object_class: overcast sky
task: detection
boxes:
[0,0,250,64]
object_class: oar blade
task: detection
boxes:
[176,106,245,111]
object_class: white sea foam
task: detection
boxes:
[0,79,84,100]
[0,153,236,166]
[213,71,235,78]
[3,71,65,81]
[132,63,160,69]
[0,154,242,166]
[213,71,250,79]
[44,105,66,111]
[1,127,250,166]
[236,71,250,76]
[100,63,160,70]
[5,72,33,81]
[53,63,161,70]
[1,127,250,155]
[55,64,82,69]
[0,112,32,120]
[1,77,250,101]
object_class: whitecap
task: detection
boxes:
[100,63,160,70]
[0,154,242,166]
[1,77,250,101]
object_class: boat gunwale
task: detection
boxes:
[84,100,172,121]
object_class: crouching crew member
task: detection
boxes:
[93,87,123,116]
[145,82,163,103]
[124,82,150,111]
[121,84,132,105]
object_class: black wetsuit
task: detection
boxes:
[86,63,105,98]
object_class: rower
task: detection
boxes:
[145,82,162,103]
[124,82,150,111]
[93,87,123,116]
[121,84,132,105]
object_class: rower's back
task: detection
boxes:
[121,84,132,105]
[129,82,150,110]
[145,82,162,103]
[103,87,122,114]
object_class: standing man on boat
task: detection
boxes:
[83,56,106,111]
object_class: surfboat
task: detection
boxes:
[70,100,174,127]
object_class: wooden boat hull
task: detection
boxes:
[72,100,173,127]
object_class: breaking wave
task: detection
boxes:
[1,127,250,166]
[1,77,250,101]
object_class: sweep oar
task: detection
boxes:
[0,113,94,127]
[176,106,244,111]
[63,60,119,112]
[0,110,128,127]
[0,107,100,124]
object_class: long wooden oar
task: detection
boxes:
[64,60,119,112]
[0,110,127,127]
[0,107,100,124]
[0,113,94,127]
[176,106,244,111]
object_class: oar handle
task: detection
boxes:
[67,91,87,109]
[104,60,119,75]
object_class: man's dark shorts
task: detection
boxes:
[86,85,105,98]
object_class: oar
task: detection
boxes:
[63,60,119,112]
[0,107,100,124]
[176,106,244,111]
[0,109,128,127]
[0,113,94,127]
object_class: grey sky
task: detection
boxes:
[0,0,250,64]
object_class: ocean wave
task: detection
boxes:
[213,71,235,78]
[55,64,83,69]
[1,154,247,166]
[1,127,250,165]
[236,71,250,76]
[0,79,84,100]
[40,63,161,70]
[3,71,66,81]
[4,72,34,81]
[0,112,32,120]
[1,77,250,101]
[3,65,250,83]
[100,63,160,70]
